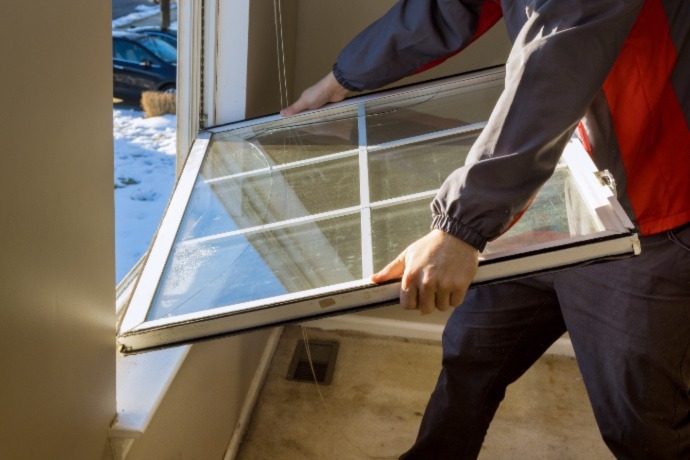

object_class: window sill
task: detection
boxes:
[112,260,191,442]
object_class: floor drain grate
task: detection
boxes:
[287,339,339,385]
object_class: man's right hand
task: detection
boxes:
[371,229,479,315]
[280,72,349,117]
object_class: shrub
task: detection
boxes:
[141,91,176,118]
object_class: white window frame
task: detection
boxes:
[119,68,639,354]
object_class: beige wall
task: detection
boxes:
[245,0,298,119]
[291,0,510,103]
[126,331,273,459]
[0,1,116,458]
[244,0,510,117]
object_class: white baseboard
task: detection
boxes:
[307,314,575,358]
[545,335,575,357]
[308,314,445,342]
[223,327,283,460]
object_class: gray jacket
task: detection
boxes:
[333,0,647,251]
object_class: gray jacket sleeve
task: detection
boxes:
[335,1,644,251]
[333,0,488,91]
[430,0,644,251]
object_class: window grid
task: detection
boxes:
[118,68,641,354]
[183,120,488,245]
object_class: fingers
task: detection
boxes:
[416,276,437,314]
[370,254,405,284]
[280,72,348,117]
[449,290,466,307]
[435,287,452,312]
[280,100,306,117]
[371,230,479,315]
[400,280,418,311]
[403,274,455,314]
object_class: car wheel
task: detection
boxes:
[160,84,176,94]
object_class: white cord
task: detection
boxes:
[272,0,289,108]
[300,326,398,459]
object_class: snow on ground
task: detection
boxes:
[112,4,161,29]
[112,3,178,29]
[114,108,177,283]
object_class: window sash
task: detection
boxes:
[118,68,638,354]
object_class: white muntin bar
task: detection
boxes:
[369,190,439,209]
[177,205,363,246]
[358,104,375,278]
[178,187,457,248]
[203,122,486,186]
[204,147,361,184]
[368,122,485,153]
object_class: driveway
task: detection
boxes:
[112,0,151,20]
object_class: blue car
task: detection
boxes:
[126,26,177,47]
[112,30,177,99]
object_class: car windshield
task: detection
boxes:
[138,36,177,64]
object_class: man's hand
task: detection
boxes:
[371,229,479,314]
[280,72,349,117]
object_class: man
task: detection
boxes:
[282,1,690,458]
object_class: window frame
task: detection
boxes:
[118,67,639,354]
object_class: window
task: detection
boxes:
[118,68,639,354]
[139,36,177,64]
[114,39,152,63]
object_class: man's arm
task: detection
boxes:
[333,0,501,91]
[284,1,645,314]
[429,0,644,251]
[283,0,500,115]
[375,0,644,313]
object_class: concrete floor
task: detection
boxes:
[236,326,613,460]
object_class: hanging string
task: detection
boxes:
[276,0,290,106]
[272,0,289,108]
[300,325,398,460]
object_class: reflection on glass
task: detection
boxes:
[371,168,605,268]
[209,117,359,176]
[368,133,478,202]
[250,119,359,164]
[484,168,601,254]
[365,82,503,145]
[148,213,363,320]
[179,156,360,240]
[204,136,271,178]
[371,199,430,272]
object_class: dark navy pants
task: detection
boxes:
[401,224,690,459]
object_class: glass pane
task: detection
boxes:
[249,120,359,164]
[209,117,359,175]
[148,213,363,320]
[371,199,430,272]
[371,167,606,270]
[365,81,502,145]
[483,167,604,254]
[179,155,360,239]
[368,132,478,203]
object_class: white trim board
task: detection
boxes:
[223,327,283,460]
[306,314,575,358]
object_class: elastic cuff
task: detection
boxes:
[431,214,487,252]
[332,63,360,92]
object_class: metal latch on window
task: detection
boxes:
[595,170,617,195]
